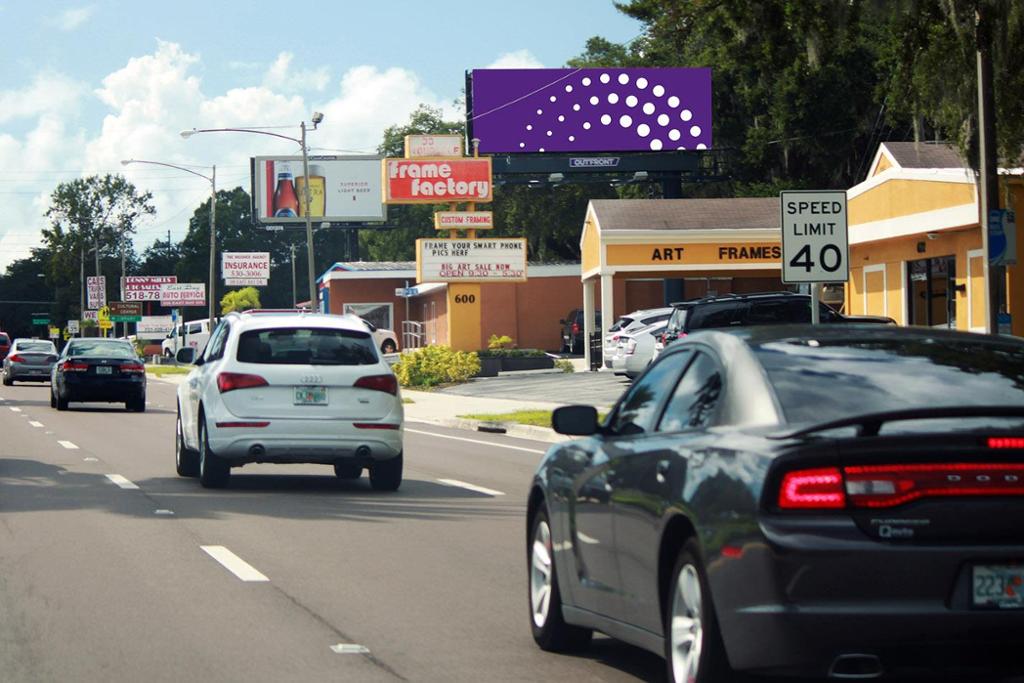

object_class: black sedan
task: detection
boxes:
[528,325,1024,681]
[51,338,146,411]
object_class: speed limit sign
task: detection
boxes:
[780,190,849,283]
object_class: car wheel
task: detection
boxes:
[50,388,56,408]
[128,394,146,412]
[380,340,397,354]
[175,409,200,477]
[334,463,362,479]
[529,507,592,651]
[2,373,11,386]
[568,337,576,355]
[56,389,69,411]
[665,541,732,683]
[198,417,230,488]
[164,348,173,358]
[369,451,402,491]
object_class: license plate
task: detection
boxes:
[972,564,1024,609]
[96,366,112,375]
[294,386,327,405]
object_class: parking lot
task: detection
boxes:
[436,368,630,410]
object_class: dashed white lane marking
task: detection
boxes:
[28,421,43,428]
[154,509,175,516]
[437,478,506,497]
[201,546,269,582]
[330,644,370,654]
[105,474,139,490]
[9,407,21,412]
[405,427,546,454]
[58,440,78,449]
[83,457,98,462]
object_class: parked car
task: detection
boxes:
[174,309,404,490]
[610,320,667,379]
[604,307,672,368]
[528,325,1024,681]
[2,339,58,385]
[162,318,213,358]
[50,338,146,411]
[560,309,602,355]
[0,331,9,360]
[361,318,399,354]
[660,291,894,350]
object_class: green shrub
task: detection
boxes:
[553,359,575,373]
[392,345,481,388]
[477,347,547,358]
[488,334,514,350]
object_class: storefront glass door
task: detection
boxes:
[907,255,956,328]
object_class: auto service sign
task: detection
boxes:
[384,158,493,204]
[123,275,177,301]
[222,251,270,286]
[160,283,206,307]
[416,238,527,283]
[780,190,849,284]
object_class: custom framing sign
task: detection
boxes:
[434,211,494,230]
[416,238,527,283]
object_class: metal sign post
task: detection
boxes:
[780,190,849,323]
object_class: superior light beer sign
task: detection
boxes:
[417,238,527,282]
[384,158,492,203]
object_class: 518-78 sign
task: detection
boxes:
[780,190,849,283]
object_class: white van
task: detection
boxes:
[161,319,214,358]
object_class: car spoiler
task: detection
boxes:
[770,405,1024,439]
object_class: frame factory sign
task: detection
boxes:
[416,238,527,283]
[383,158,493,204]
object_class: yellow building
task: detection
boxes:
[845,141,1023,334]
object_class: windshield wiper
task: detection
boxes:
[772,405,1024,439]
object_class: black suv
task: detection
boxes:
[662,291,893,346]
[560,308,602,355]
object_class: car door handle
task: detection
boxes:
[656,459,671,484]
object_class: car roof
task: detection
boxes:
[226,310,371,333]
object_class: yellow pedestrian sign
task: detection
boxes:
[97,305,113,331]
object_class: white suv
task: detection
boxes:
[174,310,404,490]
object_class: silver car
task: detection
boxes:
[2,339,58,385]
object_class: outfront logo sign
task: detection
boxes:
[383,158,493,204]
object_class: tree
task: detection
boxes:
[220,287,261,314]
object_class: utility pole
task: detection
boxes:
[977,3,1001,333]
[79,245,84,330]
[208,165,217,330]
[290,243,297,307]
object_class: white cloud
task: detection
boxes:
[0,71,88,124]
[263,52,331,93]
[52,5,95,31]
[483,50,544,69]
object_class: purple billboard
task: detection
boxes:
[469,68,711,154]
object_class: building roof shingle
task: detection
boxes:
[590,198,780,231]
[882,142,967,170]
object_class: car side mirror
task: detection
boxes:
[552,405,600,436]
[176,348,198,365]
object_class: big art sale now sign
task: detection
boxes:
[416,238,527,283]
[383,158,492,204]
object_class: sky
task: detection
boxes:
[0,1,641,271]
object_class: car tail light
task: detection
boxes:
[624,339,637,355]
[7,354,23,363]
[119,362,145,374]
[217,372,268,393]
[62,360,89,372]
[571,322,580,335]
[778,467,846,509]
[988,437,1024,449]
[353,422,401,430]
[354,374,398,396]
[844,463,1024,508]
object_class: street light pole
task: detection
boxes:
[121,159,217,330]
[180,114,323,309]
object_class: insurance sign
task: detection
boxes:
[222,251,270,286]
[780,190,849,283]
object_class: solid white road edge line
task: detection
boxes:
[28,421,43,427]
[58,440,78,449]
[105,474,140,490]
[9,407,21,412]
[437,478,506,497]
[330,644,371,654]
[405,427,546,454]
[200,545,270,582]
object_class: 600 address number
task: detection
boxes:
[454,294,476,304]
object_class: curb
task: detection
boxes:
[408,417,567,446]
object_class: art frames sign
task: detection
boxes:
[86,276,106,310]
[160,283,206,307]
[222,251,270,286]
[122,275,177,301]
[605,243,783,267]
[405,135,463,158]
[383,158,493,204]
[252,155,386,224]
[469,68,712,154]
[416,238,527,283]
[435,211,494,230]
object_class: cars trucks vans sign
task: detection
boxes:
[159,283,206,307]
[222,252,270,286]
[86,276,106,309]
[383,158,492,204]
[416,238,527,282]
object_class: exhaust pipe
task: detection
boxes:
[249,444,265,457]
[355,445,371,459]
[829,654,883,679]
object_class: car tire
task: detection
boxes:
[333,463,362,479]
[529,507,592,652]
[2,373,11,386]
[129,394,146,412]
[664,540,733,683]
[198,417,230,488]
[50,388,56,408]
[568,337,576,356]
[175,409,200,477]
[56,389,69,411]
[380,340,397,354]
[369,451,402,491]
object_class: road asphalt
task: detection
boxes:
[0,379,663,682]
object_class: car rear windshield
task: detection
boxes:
[0,335,8,344]
[18,341,54,352]
[755,337,1024,427]
[67,342,137,359]
[237,327,377,365]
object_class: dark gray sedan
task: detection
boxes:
[528,325,1024,681]
[2,339,58,385]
